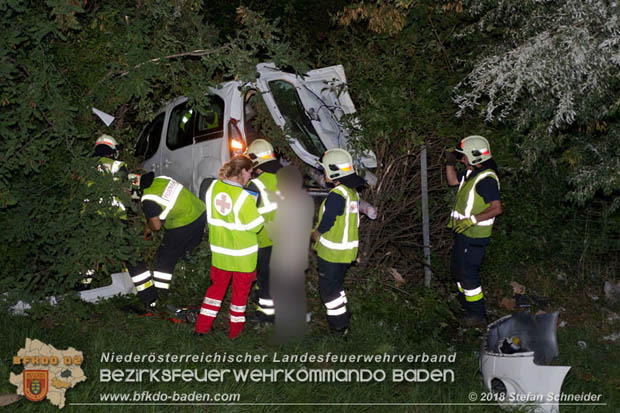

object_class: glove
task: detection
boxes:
[446,151,457,166]
[128,173,141,187]
[455,216,476,233]
[359,199,378,220]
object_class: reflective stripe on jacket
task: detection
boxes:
[314,185,360,263]
[250,173,278,248]
[206,180,264,272]
[448,170,500,238]
[141,176,205,229]
[98,157,126,175]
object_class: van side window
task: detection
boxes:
[135,113,164,160]
[194,95,225,143]
[167,102,195,150]
[243,90,259,143]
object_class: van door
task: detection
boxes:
[191,91,228,197]
[255,63,377,169]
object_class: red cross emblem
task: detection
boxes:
[350,202,359,213]
[215,192,233,216]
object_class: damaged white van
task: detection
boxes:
[134,63,377,199]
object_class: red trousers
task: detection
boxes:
[195,265,256,339]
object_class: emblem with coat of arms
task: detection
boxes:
[23,370,49,402]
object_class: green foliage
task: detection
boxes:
[0,1,304,302]
[452,0,620,211]
[0,154,150,304]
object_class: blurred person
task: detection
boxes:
[194,155,264,339]
[266,165,314,343]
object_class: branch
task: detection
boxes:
[118,46,229,76]
[427,14,454,73]
[93,45,232,93]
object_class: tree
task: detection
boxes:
[452,0,620,209]
[0,0,304,301]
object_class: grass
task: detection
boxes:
[1,258,619,413]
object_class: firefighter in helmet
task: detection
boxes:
[79,134,129,288]
[130,172,206,307]
[93,134,128,179]
[446,135,503,328]
[311,148,366,337]
[244,139,282,323]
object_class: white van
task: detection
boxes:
[134,63,376,199]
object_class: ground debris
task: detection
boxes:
[604,281,620,301]
[0,394,21,407]
[388,267,405,287]
[603,332,620,342]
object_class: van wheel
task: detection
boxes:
[199,178,215,204]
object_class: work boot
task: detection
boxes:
[248,311,274,324]
[331,326,349,341]
[144,300,158,312]
[459,314,487,329]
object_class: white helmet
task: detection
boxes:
[246,139,276,167]
[455,135,492,165]
[95,134,119,158]
[320,148,355,181]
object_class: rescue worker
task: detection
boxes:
[79,134,129,289]
[93,134,128,179]
[245,139,281,323]
[131,173,206,307]
[311,148,366,336]
[91,134,129,218]
[446,135,502,328]
[194,155,264,339]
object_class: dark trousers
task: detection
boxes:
[450,233,489,319]
[128,212,205,303]
[255,246,274,321]
[317,257,351,331]
[155,212,206,273]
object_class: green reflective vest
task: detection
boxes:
[85,157,128,219]
[97,157,127,177]
[250,172,279,248]
[314,185,360,264]
[141,176,205,230]
[448,169,500,238]
[206,180,264,272]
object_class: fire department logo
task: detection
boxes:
[214,192,233,216]
[10,338,86,409]
[23,370,49,402]
[350,201,359,214]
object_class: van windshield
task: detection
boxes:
[268,80,325,158]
